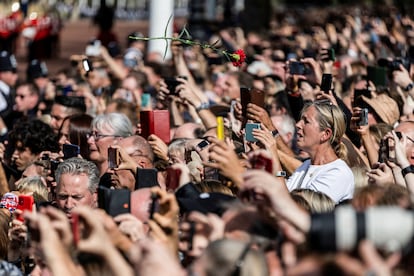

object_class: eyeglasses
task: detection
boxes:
[231,242,252,276]
[86,132,120,141]
[395,131,414,143]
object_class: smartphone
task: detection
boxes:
[16,195,34,221]
[353,88,371,107]
[135,168,159,189]
[195,140,209,152]
[367,66,388,88]
[321,48,335,61]
[250,154,273,173]
[149,192,160,220]
[166,167,182,191]
[63,144,80,159]
[82,58,93,74]
[289,61,308,75]
[107,147,119,169]
[97,186,130,217]
[164,77,181,95]
[245,123,261,142]
[320,73,332,93]
[141,93,151,109]
[50,160,60,179]
[387,138,396,163]
[240,87,265,119]
[357,108,369,126]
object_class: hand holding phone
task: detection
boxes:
[357,108,369,126]
[289,61,309,75]
[107,147,119,169]
[63,144,80,159]
[320,73,333,93]
[16,195,34,221]
[245,123,261,142]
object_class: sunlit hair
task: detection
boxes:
[17,176,48,203]
[200,239,268,276]
[302,100,347,159]
[55,157,99,194]
[91,112,133,138]
[291,189,335,213]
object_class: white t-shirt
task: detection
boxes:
[286,159,354,203]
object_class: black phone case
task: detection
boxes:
[135,168,159,190]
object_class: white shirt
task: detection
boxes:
[0,80,10,113]
[286,159,355,203]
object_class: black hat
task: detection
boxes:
[0,51,17,73]
[27,59,48,80]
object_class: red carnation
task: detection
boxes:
[230,49,246,67]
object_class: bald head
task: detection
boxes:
[173,123,205,140]
[120,135,154,168]
[130,188,152,223]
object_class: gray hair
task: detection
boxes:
[275,114,296,137]
[91,112,133,137]
[55,157,99,193]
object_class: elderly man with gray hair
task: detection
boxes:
[55,157,100,218]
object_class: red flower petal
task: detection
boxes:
[231,49,246,67]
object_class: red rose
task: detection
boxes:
[230,49,246,67]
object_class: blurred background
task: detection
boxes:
[1,0,414,77]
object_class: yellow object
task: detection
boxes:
[217,116,224,141]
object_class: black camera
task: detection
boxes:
[308,205,414,253]
[378,57,410,72]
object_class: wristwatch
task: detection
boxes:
[276,171,286,177]
[195,102,210,112]
[271,129,279,137]
[402,165,414,177]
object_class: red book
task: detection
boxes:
[140,110,170,144]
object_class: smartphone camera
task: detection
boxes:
[164,76,187,95]
[357,108,369,126]
[245,123,261,142]
[82,59,93,76]
[320,74,332,93]
[289,61,308,75]
[107,148,119,169]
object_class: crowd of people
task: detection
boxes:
[0,2,413,275]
